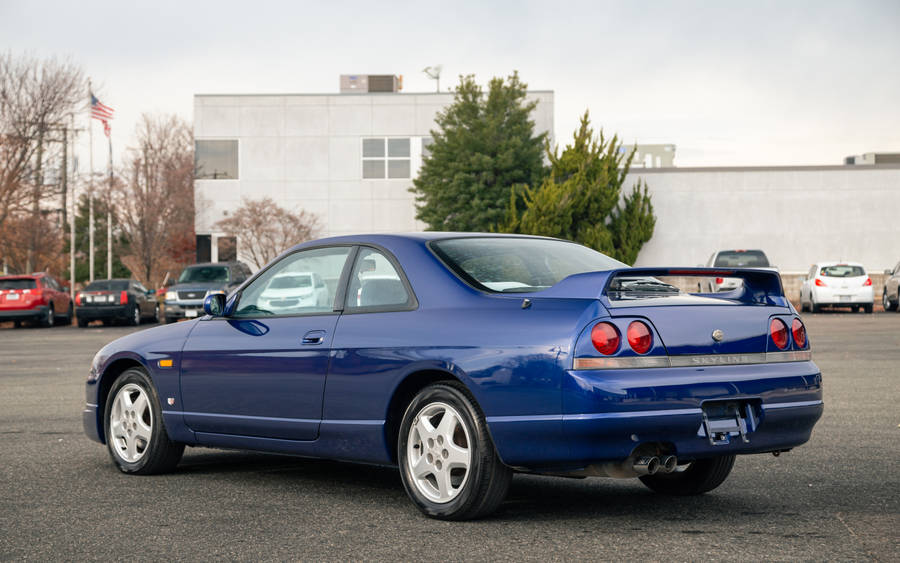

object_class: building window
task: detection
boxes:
[195,140,238,179]
[422,137,434,160]
[362,138,410,179]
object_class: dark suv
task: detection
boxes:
[163,261,252,323]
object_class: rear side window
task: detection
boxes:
[0,279,37,290]
[820,265,865,277]
[713,250,769,267]
[431,237,625,293]
[345,248,413,310]
[84,280,129,291]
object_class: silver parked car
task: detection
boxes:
[882,261,900,312]
[701,249,772,292]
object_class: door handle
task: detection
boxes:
[302,330,326,345]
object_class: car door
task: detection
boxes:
[179,245,354,441]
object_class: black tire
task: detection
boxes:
[40,305,55,328]
[104,367,184,474]
[640,455,736,495]
[884,289,897,312]
[811,301,820,314]
[152,304,160,323]
[128,305,140,326]
[77,317,89,328]
[165,316,177,324]
[852,305,860,313]
[13,320,21,328]
[62,302,74,325]
[398,381,511,520]
[863,304,873,314]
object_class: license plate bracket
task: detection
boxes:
[184,309,198,318]
[700,400,760,446]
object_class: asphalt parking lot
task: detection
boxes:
[0,313,898,561]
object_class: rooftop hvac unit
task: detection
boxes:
[340,74,402,93]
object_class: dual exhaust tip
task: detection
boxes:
[633,455,677,476]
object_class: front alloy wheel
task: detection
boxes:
[398,382,511,520]
[104,368,184,474]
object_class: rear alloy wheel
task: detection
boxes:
[884,289,898,312]
[640,455,736,495]
[105,368,184,474]
[152,304,160,323]
[40,305,55,328]
[398,382,511,520]
[129,305,140,326]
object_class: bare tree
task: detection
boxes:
[214,198,319,270]
[0,52,84,271]
[115,114,195,287]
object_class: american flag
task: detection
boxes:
[90,93,114,137]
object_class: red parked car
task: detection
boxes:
[0,273,74,328]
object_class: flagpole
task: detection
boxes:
[88,80,95,282]
[107,135,113,279]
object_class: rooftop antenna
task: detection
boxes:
[423,65,443,93]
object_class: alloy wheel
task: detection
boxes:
[109,383,153,463]
[406,401,472,503]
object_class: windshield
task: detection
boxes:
[84,280,129,292]
[178,266,229,284]
[0,278,37,290]
[431,237,626,293]
[714,250,769,267]
[820,265,865,277]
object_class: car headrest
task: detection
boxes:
[359,278,407,307]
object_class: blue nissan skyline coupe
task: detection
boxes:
[83,234,822,520]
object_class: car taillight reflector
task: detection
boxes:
[591,322,620,355]
[715,277,724,285]
[863,277,872,286]
[76,293,82,306]
[814,278,826,287]
[770,318,789,350]
[120,290,128,304]
[791,318,807,349]
[626,321,653,354]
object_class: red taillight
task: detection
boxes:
[791,318,807,349]
[626,321,653,354]
[120,290,128,304]
[591,322,620,355]
[814,278,826,287]
[76,293,83,306]
[770,318,789,350]
[715,277,724,285]
[863,277,872,286]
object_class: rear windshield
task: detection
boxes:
[0,279,37,290]
[430,237,626,293]
[821,265,865,277]
[179,266,229,283]
[267,275,312,289]
[84,280,129,291]
[714,250,769,267]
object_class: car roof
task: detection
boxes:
[290,232,561,251]
[186,262,243,268]
[0,274,40,280]
[716,249,766,254]
[813,261,865,268]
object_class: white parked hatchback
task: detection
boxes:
[799,262,873,313]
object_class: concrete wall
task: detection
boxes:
[627,165,900,273]
[194,91,555,245]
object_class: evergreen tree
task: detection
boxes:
[498,111,655,265]
[65,193,130,284]
[412,72,546,232]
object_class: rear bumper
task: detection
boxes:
[812,287,873,305]
[487,360,823,470]
[76,305,128,320]
[0,306,48,321]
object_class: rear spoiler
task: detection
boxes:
[537,267,788,306]
[607,267,787,306]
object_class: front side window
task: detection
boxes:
[345,248,412,310]
[195,140,238,179]
[234,247,352,317]
[362,138,410,179]
[431,237,626,293]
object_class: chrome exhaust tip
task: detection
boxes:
[633,456,660,476]
[660,455,678,473]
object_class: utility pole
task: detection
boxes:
[69,113,77,299]
[25,124,45,273]
[107,137,113,279]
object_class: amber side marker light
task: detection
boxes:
[158,359,174,368]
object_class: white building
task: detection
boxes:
[193,83,555,264]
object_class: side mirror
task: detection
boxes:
[203,292,226,317]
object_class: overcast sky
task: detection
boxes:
[2,0,898,168]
